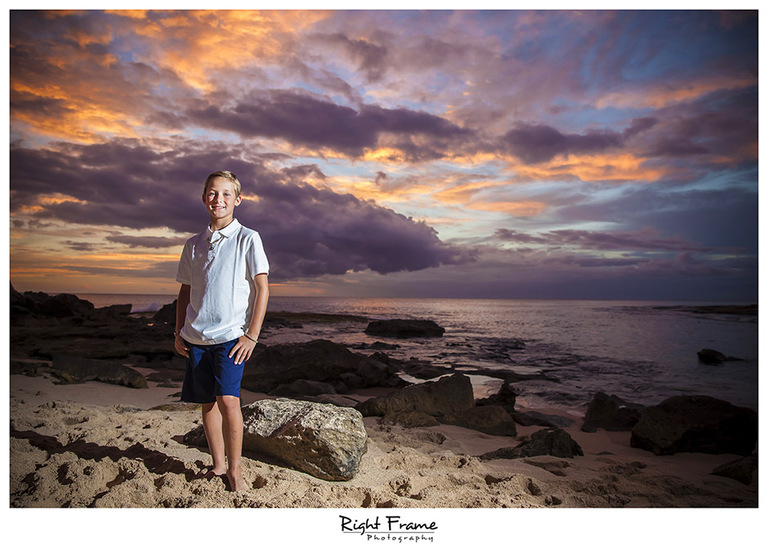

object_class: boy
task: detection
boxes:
[174,170,269,492]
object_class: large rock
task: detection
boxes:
[476,381,517,413]
[51,354,148,389]
[381,411,440,428]
[241,339,403,393]
[630,396,757,456]
[442,405,517,436]
[697,349,741,365]
[364,319,445,338]
[241,399,368,481]
[152,300,177,324]
[581,392,645,432]
[10,286,97,319]
[481,427,583,460]
[512,411,574,428]
[711,455,758,485]
[356,373,474,418]
[270,379,337,397]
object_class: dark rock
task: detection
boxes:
[153,300,177,324]
[630,396,757,456]
[711,455,758,485]
[51,354,148,389]
[513,411,574,428]
[270,379,337,397]
[351,341,401,351]
[581,392,645,432]
[443,405,517,436]
[697,348,742,365]
[395,357,451,380]
[241,398,367,481]
[241,339,404,393]
[380,411,440,428]
[94,304,133,319]
[39,293,96,318]
[356,373,474,418]
[11,288,98,319]
[364,319,445,338]
[481,427,583,460]
[476,381,517,412]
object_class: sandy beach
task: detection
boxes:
[7,296,763,546]
[10,369,757,510]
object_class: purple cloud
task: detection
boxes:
[494,227,709,252]
[10,139,474,281]
[186,90,471,159]
[500,123,623,164]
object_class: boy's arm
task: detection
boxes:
[229,273,270,365]
[174,284,191,357]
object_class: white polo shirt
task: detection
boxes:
[176,218,269,345]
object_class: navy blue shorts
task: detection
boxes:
[181,339,244,403]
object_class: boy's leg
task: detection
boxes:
[201,401,227,475]
[217,394,247,491]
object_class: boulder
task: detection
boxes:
[51,354,148,389]
[241,339,403,393]
[94,304,133,319]
[356,373,474,418]
[581,392,645,432]
[152,300,177,324]
[10,286,98,319]
[512,411,574,428]
[364,319,445,338]
[481,427,583,460]
[381,411,440,428]
[630,396,757,456]
[697,349,741,365]
[442,405,517,436]
[476,381,517,413]
[39,293,96,318]
[711,455,758,485]
[241,399,368,481]
[270,379,337,397]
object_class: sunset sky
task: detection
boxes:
[8,9,758,300]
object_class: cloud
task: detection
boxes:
[105,235,190,248]
[10,138,474,281]
[633,87,758,164]
[63,241,100,252]
[495,227,709,253]
[499,123,624,164]
[186,90,471,160]
[312,33,389,83]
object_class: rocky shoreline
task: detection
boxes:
[9,287,759,508]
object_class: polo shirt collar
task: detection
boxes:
[208,218,241,239]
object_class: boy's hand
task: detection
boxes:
[230,336,257,365]
[174,333,189,357]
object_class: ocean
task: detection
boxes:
[78,294,759,412]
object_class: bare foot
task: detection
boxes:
[227,468,249,492]
[200,467,227,480]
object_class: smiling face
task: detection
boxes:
[203,176,242,229]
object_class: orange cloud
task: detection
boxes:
[468,200,547,216]
[433,180,547,217]
[596,74,756,110]
[362,147,409,164]
[512,152,670,183]
[122,10,329,92]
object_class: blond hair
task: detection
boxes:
[203,170,241,197]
